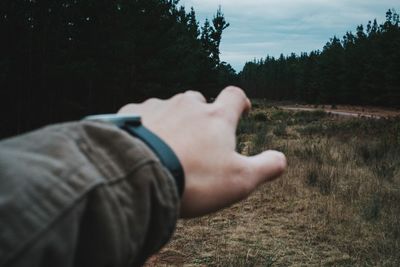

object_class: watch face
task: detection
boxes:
[84,114,141,127]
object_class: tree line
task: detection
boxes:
[0,0,236,138]
[2,3,398,138]
[240,9,400,107]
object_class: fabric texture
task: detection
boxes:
[0,121,180,267]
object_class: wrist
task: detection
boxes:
[84,114,185,197]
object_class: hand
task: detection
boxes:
[118,86,287,218]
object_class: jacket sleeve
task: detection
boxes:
[0,121,180,267]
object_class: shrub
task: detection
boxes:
[307,169,318,186]
[372,162,396,181]
[393,121,400,145]
[273,123,287,137]
[297,122,327,136]
[318,174,333,195]
[249,125,270,155]
[362,193,382,221]
[294,110,327,124]
[270,109,291,122]
[252,112,269,122]
[236,135,246,154]
[294,143,324,164]
[355,140,389,164]
[237,117,256,135]
[305,164,335,195]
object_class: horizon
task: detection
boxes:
[179,0,399,72]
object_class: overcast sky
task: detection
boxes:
[179,0,399,72]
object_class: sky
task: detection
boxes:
[178,0,399,72]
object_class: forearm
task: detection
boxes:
[0,121,179,267]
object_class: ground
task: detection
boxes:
[146,102,400,266]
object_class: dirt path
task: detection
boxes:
[279,105,400,119]
[280,107,382,119]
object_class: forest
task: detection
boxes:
[0,0,236,138]
[240,9,400,107]
[1,1,399,138]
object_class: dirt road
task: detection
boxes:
[280,107,384,119]
[279,105,400,119]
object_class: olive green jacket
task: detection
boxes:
[0,121,180,267]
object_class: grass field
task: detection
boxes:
[147,101,400,266]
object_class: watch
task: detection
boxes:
[84,114,185,197]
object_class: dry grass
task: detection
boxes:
[146,102,400,266]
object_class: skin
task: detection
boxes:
[118,86,287,218]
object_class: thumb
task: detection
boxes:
[242,150,287,186]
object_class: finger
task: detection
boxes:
[184,90,207,103]
[214,86,251,124]
[238,150,287,187]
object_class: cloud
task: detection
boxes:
[179,0,399,71]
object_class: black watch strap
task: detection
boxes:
[84,115,185,197]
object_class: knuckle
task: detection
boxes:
[143,98,160,105]
[225,86,246,99]
[184,90,197,95]
[118,103,136,114]
[169,93,185,105]
[184,90,206,102]
[172,93,185,101]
